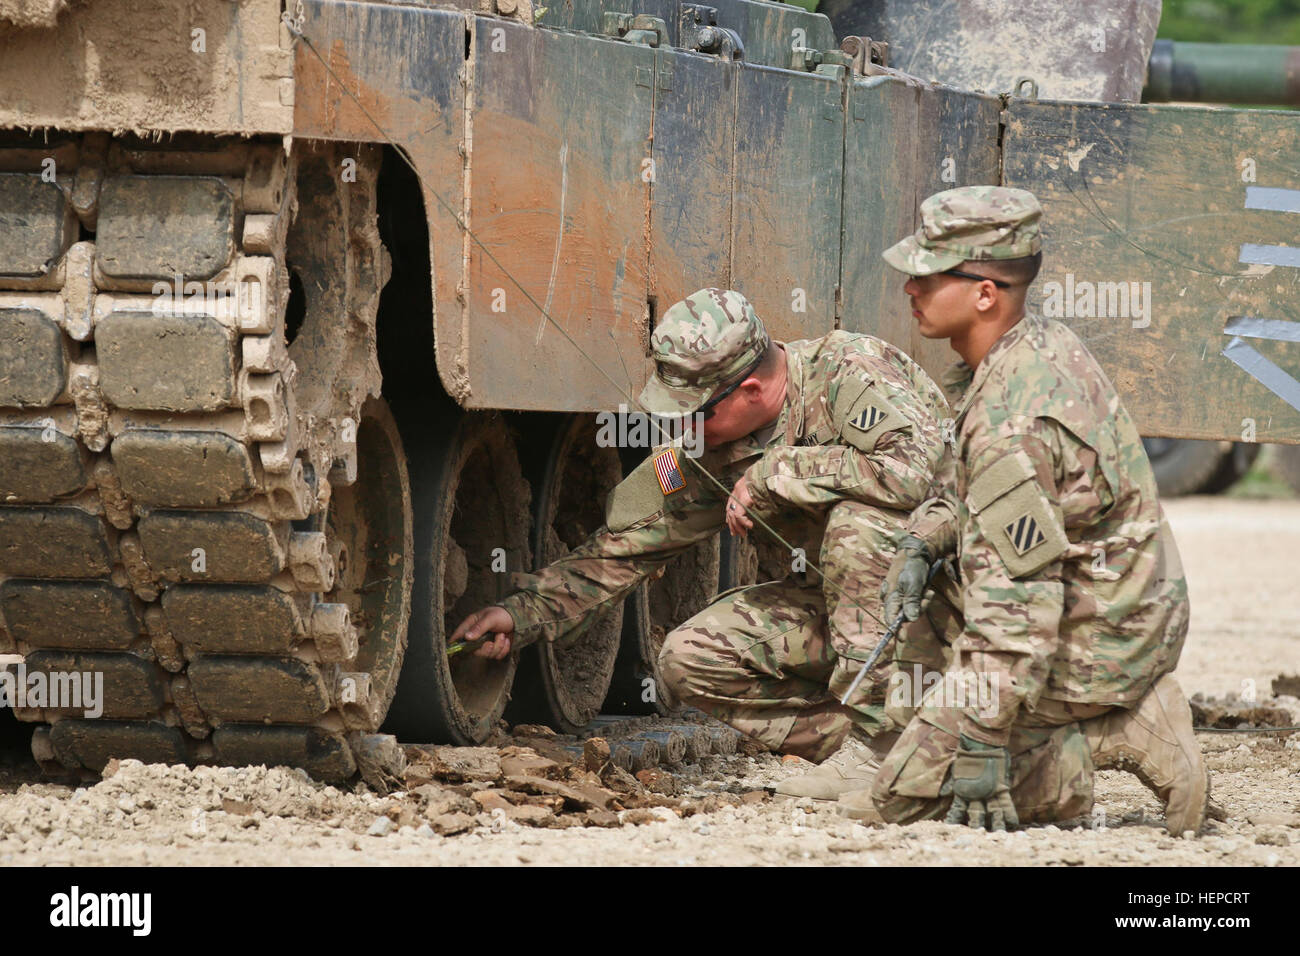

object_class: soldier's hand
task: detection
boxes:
[449,606,515,660]
[880,533,932,622]
[943,735,1019,832]
[726,475,755,537]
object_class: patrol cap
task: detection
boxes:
[638,288,771,416]
[882,185,1042,276]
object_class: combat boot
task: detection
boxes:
[773,731,897,800]
[835,788,885,824]
[1083,672,1208,836]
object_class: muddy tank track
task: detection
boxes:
[0,134,411,781]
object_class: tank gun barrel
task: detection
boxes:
[1145,39,1300,106]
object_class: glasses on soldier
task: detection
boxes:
[942,268,1012,289]
[699,353,766,420]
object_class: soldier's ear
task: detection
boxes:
[737,377,765,402]
[975,282,1001,313]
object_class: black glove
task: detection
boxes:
[943,734,1019,831]
[879,534,932,622]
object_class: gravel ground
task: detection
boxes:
[0,495,1296,866]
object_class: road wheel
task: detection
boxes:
[1144,438,1231,497]
[509,414,624,733]
[386,409,531,744]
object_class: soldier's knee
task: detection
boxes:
[656,629,700,702]
[657,626,739,704]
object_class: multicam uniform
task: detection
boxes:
[872,311,1190,823]
[500,325,948,762]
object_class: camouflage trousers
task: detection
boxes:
[657,500,907,762]
[871,564,1123,824]
[872,697,1114,825]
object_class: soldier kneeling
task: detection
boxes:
[865,186,1209,836]
[451,287,950,801]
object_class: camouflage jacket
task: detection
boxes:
[501,331,949,645]
[907,312,1189,743]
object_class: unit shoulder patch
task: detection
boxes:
[847,404,889,431]
[1003,511,1048,555]
[835,382,907,453]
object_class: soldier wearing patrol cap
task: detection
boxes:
[867,185,1210,835]
[451,287,949,799]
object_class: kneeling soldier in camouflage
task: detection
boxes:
[869,186,1208,835]
[451,287,948,799]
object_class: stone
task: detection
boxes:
[427,813,477,836]
[505,805,555,828]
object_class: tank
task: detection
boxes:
[1,0,1297,780]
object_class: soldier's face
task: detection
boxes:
[697,381,766,447]
[903,273,979,339]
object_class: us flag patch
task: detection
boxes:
[1004,513,1047,555]
[849,405,886,431]
[653,448,686,496]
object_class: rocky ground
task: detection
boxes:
[0,495,1296,866]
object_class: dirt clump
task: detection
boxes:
[1190,695,1297,730]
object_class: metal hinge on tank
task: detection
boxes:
[602,12,669,47]
[839,35,889,76]
[792,34,891,81]
[679,4,744,60]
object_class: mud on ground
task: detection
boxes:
[0,496,1297,866]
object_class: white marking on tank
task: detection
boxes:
[1224,315,1300,343]
[1239,243,1300,269]
[536,140,569,344]
[1244,186,1300,214]
[1221,190,1300,411]
[1064,142,1094,172]
[1222,336,1300,412]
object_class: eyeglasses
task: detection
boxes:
[942,268,1012,289]
[699,354,765,420]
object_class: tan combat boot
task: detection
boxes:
[835,788,885,824]
[1083,672,1209,836]
[773,731,897,800]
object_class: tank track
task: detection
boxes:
[0,134,394,781]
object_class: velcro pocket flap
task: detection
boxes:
[968,450,1068,578]
[606,455,668,533]
[968,449,1036,514]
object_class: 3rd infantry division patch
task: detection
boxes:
[849,405,886,430]
[1005,512,1047,555]
[654,448,685,495]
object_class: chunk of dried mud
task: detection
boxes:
[427,812,477,836]
[498,747,562,780]
[635,768,678,796]
[582,809,620,828]
[502,775,616,811]
[505,804,556,828]
[599,764,643,794]
[583,738,611,773]
[405,745,501,783]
